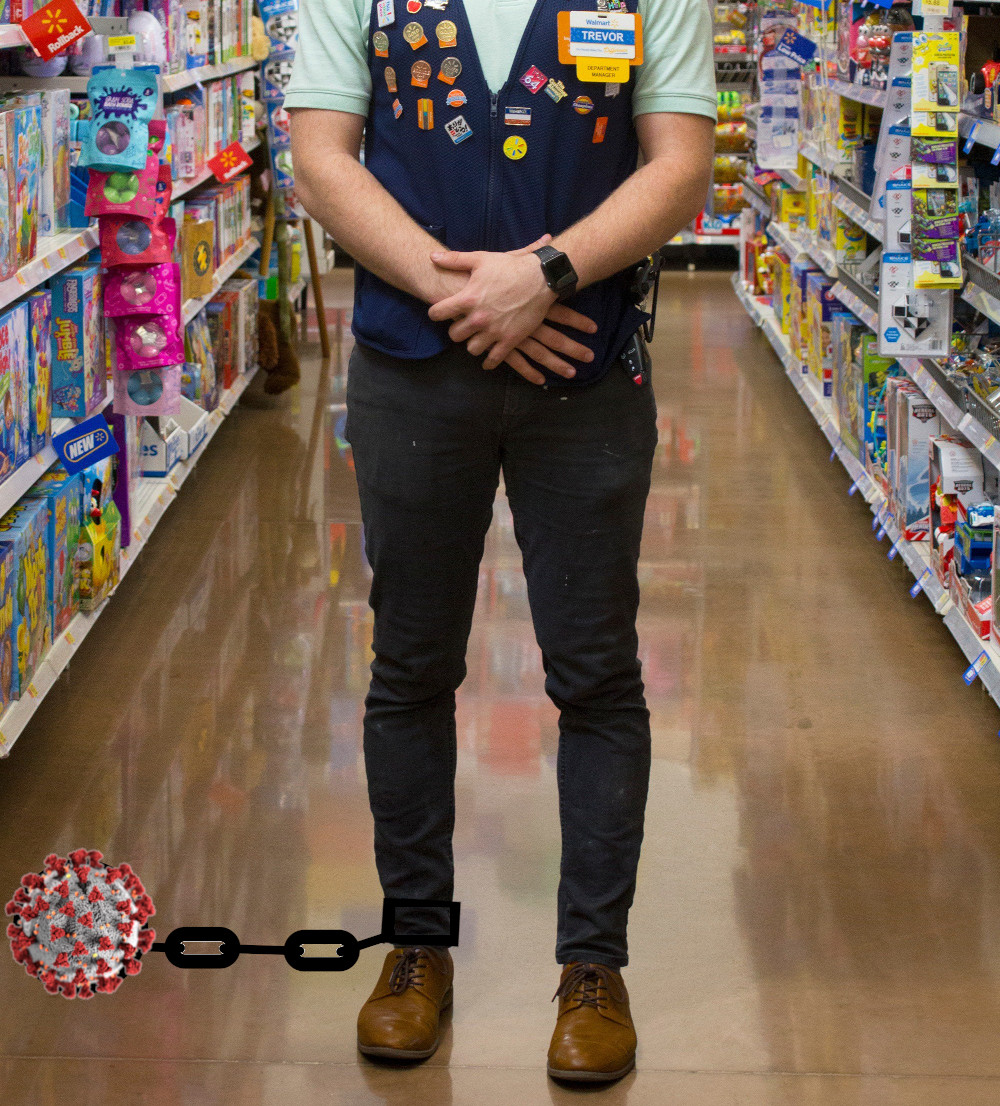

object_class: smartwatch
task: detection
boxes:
[533,245,578,301]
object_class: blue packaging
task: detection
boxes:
[0,498,50,699]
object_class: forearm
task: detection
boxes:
[289,112,457,305]
[551,113,715,289]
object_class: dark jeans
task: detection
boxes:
[345,340,657,968]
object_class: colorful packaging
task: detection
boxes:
[832,314,863,459]
[1,101,42,268]
[0,112,15,281]
[39,88,71,237]
[182,219,215,299]
[51,264,107,418]
[26,466,82,636]
[113,364,182,417]
[805,272,836,393]
[0,546,17,710]
[893,386,941,541]
[108,412,140,548]
[114,311,185,371]
[104,263,182,318]
[74,500,121,613]
[85,152,163,219]
[789,261,819,363]
[0,301,30,477]
[99,215,178,268]
[28,291,52,458]
[81,66,160,173]
[0,497,50,698]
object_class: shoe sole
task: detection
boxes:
[357,987,453,1062]
[547,1056,636,1083]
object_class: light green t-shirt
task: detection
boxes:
[284,0,718,120]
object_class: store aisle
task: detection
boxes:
[5,271,1000,1104]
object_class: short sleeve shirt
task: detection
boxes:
[283,0,718,121]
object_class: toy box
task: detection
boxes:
[771,250,792,335]
[140,417,185,477]
[26,466,82,636]
[0,302,30,480]
[832,314,863,459]
[51,264,106,418]
[0,545,16,710]
[950,559,992,640]
[834,208,866,264]
[0,109,15,282]
[108,412,140,549]
[805,273,836,393]
[184,309,220,411]
[28,291,51,458]
[34,89,70,238]
[777,188,806,231]
[0,100,41,268]
[789,261,819,365]
[0,497,50,698]
[859,334,898,487]
[929,436,987,586]
[75,500,121,613]
[892,386,940,540]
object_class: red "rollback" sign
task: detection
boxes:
[207,142,253,183]
[20,0,92,61]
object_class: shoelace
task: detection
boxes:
[388,947,428,994]
[552,963,625,1011]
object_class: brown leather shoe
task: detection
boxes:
[547,962,637,1082]
[357,946,454,1060]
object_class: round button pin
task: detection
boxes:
[573,95,594,115]
[373,30,390,55]
[406,0,421,10]
[438,56,461,83]
[503,135,527,160]
[411,59,432,86]
[446,87,466,107]
[403,21,426,47]
[436,19,457,47]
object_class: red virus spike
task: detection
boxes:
[50,926,65,941]
[95,958,110,974]
[6,923,19,939]
[105,868,122,883]
[25,958,39,977]
[72,941,87,957]
[88,888,104,903]
[87,851,103,866]
[121,944,135,960]
[5,901,18,916]
[124,875,140,892]
[53,952,69,969]
[137,929,155,952]
[54,881,68,899]
[98,936,114,952]
[77,911,94,929]
[114,901,132,914]
[118,863,133,877]
[72,967,87,984]
[59,981,76,999]
[42,973,58,993]
[43,854,59,869]
[77,983,94,999]
[75,866,91,885]
[68,850,88,867]
[125,959,141,976]
[21,874,43,889]
[13,888,30,905]
[116,922,133,937]
[61,902,75,919]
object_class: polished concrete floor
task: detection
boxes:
[4,270,1000,1104]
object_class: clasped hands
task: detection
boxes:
[427,235,595,386]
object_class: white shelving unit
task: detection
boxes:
[827,78,888,109]
[161,55,257,94]
[171,136,261,201]
[0,366,258,756]
[0,226,100,312]
[181,237,259,325]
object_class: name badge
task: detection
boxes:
[557,10,643,83]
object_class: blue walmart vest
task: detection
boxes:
[354,0,647,385]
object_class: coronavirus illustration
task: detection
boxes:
[6,849,155,998]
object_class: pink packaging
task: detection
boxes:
[100,215,177,267]
[148,119,166,155]
[104,263,181,317]
[114,312,185,370]
[85,152,162,218]
[114,365,181,416]
[154,163,173,219]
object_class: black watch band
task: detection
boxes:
[533,244,578,302]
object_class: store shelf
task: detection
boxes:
[181,237,258,325]
[801,141,841,176]
[0,24,26,48]
[731,271,1000,707]
[833,184,883,242]
[831,268,879,331]
[0,75,91,93]
[802,233,838,279]
[827,78,888,109]
[0,366,258,756]
[161,55,257,94]
[962,253,1000,327]
[0,225,99,312]
[766,220,806,258]
[777,168,806,192]
[171,136,260,200]
[958,112,1000,155]
[742,174,770,216]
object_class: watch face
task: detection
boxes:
[546,252,575,287]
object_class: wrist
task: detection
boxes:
[534,243,579,301]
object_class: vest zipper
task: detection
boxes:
[484,92,499,250]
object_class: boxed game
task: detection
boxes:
[0,301,30,479]
[892,386,940,540]
[0,497,50,698]
[108,412,140,548]
[51,264,106,418]
[38,88,71,237]
[0,545,16,710]
[832,314,863,459]
[0,98,42,268]
[26,466,82,636]
[28,290,51,458]
[789,261,819,365]
[805,272,836,392]
[0,109,15,281]
[929,436,986,586]
[75,500,121,613]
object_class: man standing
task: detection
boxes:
[286,0,714,1082]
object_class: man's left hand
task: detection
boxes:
[427,248,559,371]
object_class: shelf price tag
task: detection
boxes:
[207,142,253,183]
[848,481,858,496]
[887,538,901,560]
[964,122,981,155]
[910,568,932,598]
[20,0,92,60]
[876,514,892,541]
[964,651,990,686]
